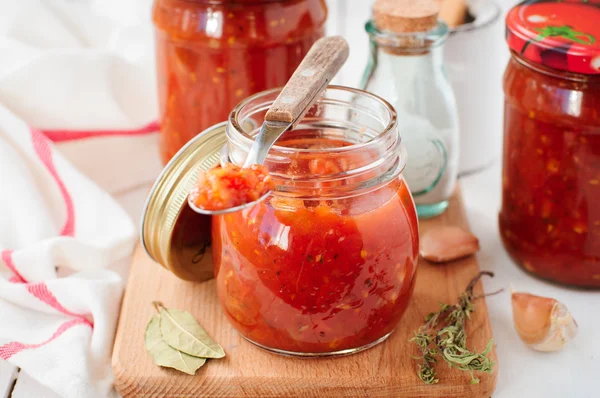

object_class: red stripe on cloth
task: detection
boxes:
[31,128,75,237]
[40,120,159,143]
[1,250,27,283]
[27,283,94,327]
[0,318,91,360]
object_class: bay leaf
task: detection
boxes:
[158,305,226,359]
[145,314,206,375]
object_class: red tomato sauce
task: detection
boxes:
[212,137,419,354]
[500,54,600,287]
[190,163,273,211]
[153,0,326,163]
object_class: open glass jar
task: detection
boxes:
[501,0,600,287]
[212,86,419,356]
[153,0,327,163]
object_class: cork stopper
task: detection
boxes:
[373,0,440,34]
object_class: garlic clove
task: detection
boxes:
[511,293,554,346]
[420,226,480,263]
[511,292,578,352]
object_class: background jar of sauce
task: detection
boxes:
[212,86,419,356]
[153,0,327,163]
[500,0,600,287]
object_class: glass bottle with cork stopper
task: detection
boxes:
[361,0,459,218]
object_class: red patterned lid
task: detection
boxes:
[506,0,600,75]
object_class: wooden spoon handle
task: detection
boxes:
[265,36,349,124]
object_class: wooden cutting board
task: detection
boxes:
[112,189,498,397]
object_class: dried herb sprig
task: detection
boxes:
[410,271,501,385]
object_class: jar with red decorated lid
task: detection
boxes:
[501,0,600,287]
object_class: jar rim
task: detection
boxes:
[228,85,399,154]
[226,85,406,199]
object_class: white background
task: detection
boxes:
[1,0,598,397]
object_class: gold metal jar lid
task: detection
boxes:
[140,122,227,282]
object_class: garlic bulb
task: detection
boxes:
[511,292,578,352]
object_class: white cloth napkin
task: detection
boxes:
[0,0,161,397]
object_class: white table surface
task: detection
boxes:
[1,0,597,397]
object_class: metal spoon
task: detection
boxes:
[188,36,350,215]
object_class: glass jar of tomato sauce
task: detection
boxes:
[153,0,327,164]
[212,86,419,356]
[500,0,600,287]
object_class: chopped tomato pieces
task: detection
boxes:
[153,0,326,163]
[501,55,600,287]
[212,138,419,354]
[189,163,273,211]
